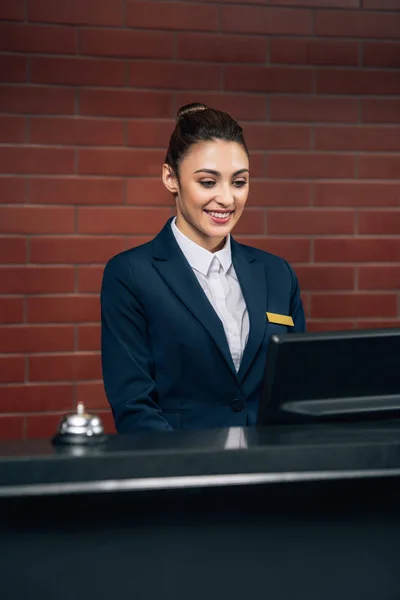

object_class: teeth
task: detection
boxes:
[208,211,231,218]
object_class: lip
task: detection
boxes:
[204,210,234,225]
[203,209,234,214]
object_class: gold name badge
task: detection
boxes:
[266,312,294,327]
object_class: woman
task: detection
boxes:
[101,103,306,433]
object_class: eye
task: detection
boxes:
[199,180,215,188]
[233,179,247,188]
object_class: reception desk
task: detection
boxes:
[1,422,400,599]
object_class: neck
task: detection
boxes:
[175,217,226,253]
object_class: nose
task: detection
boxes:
[216,183,235,207]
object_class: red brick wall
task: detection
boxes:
[0,0,399,440]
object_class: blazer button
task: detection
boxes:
[231,399,244,412]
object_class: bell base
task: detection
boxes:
[52,433,108,446]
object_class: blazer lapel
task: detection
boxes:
[232,239,267,382]
[152,221,238,378]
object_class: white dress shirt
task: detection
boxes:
[171,218,249,371]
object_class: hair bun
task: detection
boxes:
[176,102,208,122]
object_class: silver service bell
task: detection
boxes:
[52,402,107,445]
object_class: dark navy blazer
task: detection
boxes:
[101,218,306,433]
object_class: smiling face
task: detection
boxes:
[162,139,249,252]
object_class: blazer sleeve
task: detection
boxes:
[285,260,306,333]
[101,254,173,433]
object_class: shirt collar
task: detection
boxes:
[171,217,232,276]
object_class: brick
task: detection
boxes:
[176,92,267,121]
[0,177,26,203]
[268,153,355,179]
[356,320,400,330]
[268,209,354,235]
[76,381,109,409]
[296,266,354,291]
[177,33,267,63]
[29,352,102,382]
[127,178,180,206]
[235,236,310,262]
[0,356,25,383]
[363,42,400,69]
[245,123,310,150]
[359,210,400,235]
[231,210,264,235]
[0,85,75,115]
[0,54,27,82]
[359,155,400,179]
[126,236,165,249]
[0,237,26,263]
[315,126,400,152]
[27,410,116,437]
[359,266,400,291]
[0,266,74,294]
[317,69,400,95]
[361,99,400,124]
[127,1,219,31]
[315,238,400,262]
[370,319,400,331]
[30,236,125,264]
[248,152,266,178]
[0,206,74,234]
[30,117,125,147]
[0,384,73,412]
[270,0,359,6]
[78,267,103,293]
[127,120,173,148]
[315,10,400,39]
[0,325,74,353]
[314,182,400,207]
[0,116,26,144]
[311,293,397,319]
[307,320,355,333]
[270,39,358,66]
[78,323,101,350]
[0,147,74,175]
[27,0,124,26]
[29,177,125,205]
[225,66,313,93]
[25,414,63,439]
[248,181,311,206]
[0,0,24,20]
[0,23,76,54]
[130,61,221,91]
[97,410,116,434]
[31,57,126,87]
[270,95,358,123]
[221,5,312,35]
[80,89,173,118]
[79,148,165,177]
[27,296,100,323]
[78,207,171,234]
[79,28,174,60]
[363,0,400,7]
[0,297,24,323]
[0,417,24,440]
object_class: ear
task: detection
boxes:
[162,164,179,195]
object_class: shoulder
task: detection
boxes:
[236,240,294,271]
[104,240,153,274]
[234,240,299,288]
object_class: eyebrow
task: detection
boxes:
[193,168,249,176]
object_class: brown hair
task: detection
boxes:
[165,102,249,178]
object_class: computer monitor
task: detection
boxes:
[257,328,400,426]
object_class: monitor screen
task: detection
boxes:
[258,328,400,426]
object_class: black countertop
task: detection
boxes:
[2,420,400,497]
